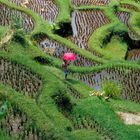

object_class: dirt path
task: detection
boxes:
[0,30,13,47]
[117,112,140,125]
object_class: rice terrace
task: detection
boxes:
[0,0,140,139]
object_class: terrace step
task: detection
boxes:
[0,106,46,140]
[71,10,110,57]
[71,0,110,6]
[0,58,42,99]
[66,84,83,99]
[120,3,139,12]
[116,11,140,40]
[9,0,59,22]
[127,49,140,61]
[73,67,140,103]
[71,115,112,140]
[0,3,34,32]
[39,37,101,67]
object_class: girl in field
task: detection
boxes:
[62,59,70,80]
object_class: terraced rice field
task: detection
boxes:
[0,0,140,140]
[0,108,42,140]
[0,58,42,98]
[9,0,59,22]
[71,10,110,54]
[71,0,110,6]
[39,37,100,67]
[116,11,140,40]
[0,3,34,32]
[73,66,140,103]
[127,49,140,61]
[120,3,139,12]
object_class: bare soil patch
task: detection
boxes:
[117,112,140,125]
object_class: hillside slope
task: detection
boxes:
[0,0,140,139]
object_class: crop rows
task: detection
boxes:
[0,105,45,140]
[0,3,34,32]
[0,58,42,98]
[72,67,140,103]
[71,10,110,57]
[116,11,140,40]
[39,37,101,67]
[71,0,110,6]
[71,115,112,140]
[66,84,82,99]
[116,11,130,25]
[9,0,59,22]
[120,3,139,12]
[127,49,140,61]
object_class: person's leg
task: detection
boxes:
[64,69,68,79]
[64,69,66,79]
[65,73,67,79]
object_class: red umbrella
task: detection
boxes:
[63,53,76,61]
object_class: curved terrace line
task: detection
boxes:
[0,58,42,98]
[0,0,109,64]
[9,0,59,23]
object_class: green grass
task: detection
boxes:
[44,66,92,98]
[0,130,15,140]
[88,22,128,60]
[0,0,140,139]
[72,129,104,140]
[103,36,128,60]
[109,99,140,113]
[55,0,71,23]
[0,41,106,139]
[0,26,8,39]
[130,12,140,36]
[0,41,95,139]
[72,97,140,140]
[0,42,73,131]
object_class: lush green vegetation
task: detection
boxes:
[103,36,128,60]
[0,0,140,139]
[0,26,8,39]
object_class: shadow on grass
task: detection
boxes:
[66,78,79,84]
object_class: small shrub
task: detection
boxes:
[102,27,127,46]
[112,3,119,13]
[10,14,23,30]
[12,29,26,46]
[0,101,9,119]
[51,90,74,113]
[101,80,122,99]
[34,56,53,65]
[32,33,47,42]
[53,22,72,37]
[66,126,72,131]
[102,27,140,52]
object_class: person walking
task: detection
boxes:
[62,59,70,80]
[62,52,76,80]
